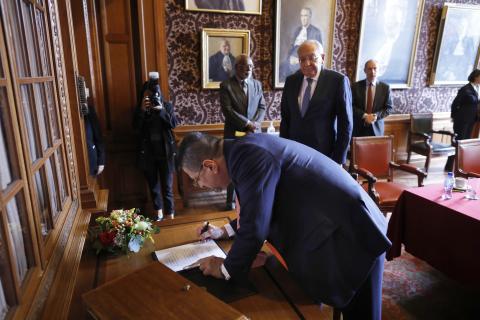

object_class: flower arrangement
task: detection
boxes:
[90,208,160,254]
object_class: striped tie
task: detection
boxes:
[301,78,313,117]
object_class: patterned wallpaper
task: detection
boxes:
[166,0,480,124]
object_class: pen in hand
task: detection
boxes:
[200,221,210,235]
[183,261,200,270]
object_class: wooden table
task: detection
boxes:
[72,211,333,319]
[387,179,480,286]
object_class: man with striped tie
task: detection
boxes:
[280,40,352,165]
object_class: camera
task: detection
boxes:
[147,71,162,108]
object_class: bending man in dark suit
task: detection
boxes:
[178,132,391,320]
[280,40,352,164]
[445,68,480,171]
[279,7,323,82]
[220,54,266,210]
[351,59,393,137]
[209,39,235,82]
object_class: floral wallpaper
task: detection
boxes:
[166,0,480,124]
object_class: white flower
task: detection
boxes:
[134,221,149,231]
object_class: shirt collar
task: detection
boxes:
[303,68,321,83]
[236,76,248,85]
[471,82,479,91]
[367,79,377,86]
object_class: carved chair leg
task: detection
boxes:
[424,154,431,173]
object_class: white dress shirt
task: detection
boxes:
[472,82,480,96]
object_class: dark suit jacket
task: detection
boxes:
[220,76,266,138]
[84,105,105,175]
[223,134,391,307]
[351,80,393,136]
[209,51,235,82]
[451,82,479,139]
[280,69,353,164]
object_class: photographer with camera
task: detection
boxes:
[133,72,177,221]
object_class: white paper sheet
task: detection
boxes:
[154,240,226,272]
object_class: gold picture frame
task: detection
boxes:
[201,28,250,89]
[355,0,424,89]
[273,0,336,89]
[186,0,262,15]
[430,3,480,86]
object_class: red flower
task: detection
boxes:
[98,231,116,246]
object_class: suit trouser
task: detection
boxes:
[143,158,174,215]
[340,253,385,320]
[354,123,376,137]
[445,119,476,171]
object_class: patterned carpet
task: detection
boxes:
[382,250,480,320]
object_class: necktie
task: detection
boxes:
[241,80,247,96]
[301,78,313,117]
[366,82,374,114]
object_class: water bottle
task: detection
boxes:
[267,121,276,134]
[442,172,454,200]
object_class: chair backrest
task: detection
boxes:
[410,113,433,134]
[456,138,480,176]
[351,136,394,179]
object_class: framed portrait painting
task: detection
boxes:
[186,0,262,15]
[202,28,250,89]
[273,0,336,88]
[430,3,480,86]
[355,0,424,89]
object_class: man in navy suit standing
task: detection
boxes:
[351,59,393,137]
[280,40,352,165]
[178,132,390,320]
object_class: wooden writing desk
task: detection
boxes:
[75,211,333,319]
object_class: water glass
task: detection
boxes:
[465,179,478,200]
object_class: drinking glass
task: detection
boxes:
[465,178,478,200]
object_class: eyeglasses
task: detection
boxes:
[192,164,205,188]
[299,54,319,64]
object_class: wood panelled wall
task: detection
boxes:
[98,0,140,209]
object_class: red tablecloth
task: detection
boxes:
[386,178,480,286]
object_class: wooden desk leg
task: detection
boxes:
[333,308,342,320]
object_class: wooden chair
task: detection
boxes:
[455,138,480,178]
[351,136,427,214]
[406,113,456,172]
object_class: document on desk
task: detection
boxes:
[153,240,226,272]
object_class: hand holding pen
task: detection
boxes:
[197,221,226,240]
